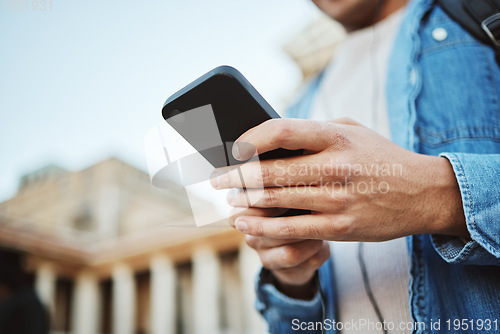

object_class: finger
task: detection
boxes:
[228,207,288,227]
[233,119,348,160]
[211,153,342,189]
[258,239,324,270]
[234,214,350,240]
[272,241,330,286]
[328,117,363,126]
[227,186,347,212]
[245,235,303,249]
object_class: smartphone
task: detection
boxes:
[162,66,307,216]
[162,65,302,168]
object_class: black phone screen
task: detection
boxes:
[162,66,302,168]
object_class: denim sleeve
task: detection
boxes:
[255,268,323,334]
[431,153,500,265]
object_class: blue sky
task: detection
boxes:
[0,0,321,202]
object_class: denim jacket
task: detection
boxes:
[255,0,500,333]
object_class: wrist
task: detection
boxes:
[272,271,318,300]
[423,156,469,238]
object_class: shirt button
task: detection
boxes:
[432,27,448,41]
[409,68,417,85]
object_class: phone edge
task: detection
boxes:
[161,65,281,120]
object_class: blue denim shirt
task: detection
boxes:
[256,0,500,333]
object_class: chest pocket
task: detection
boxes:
[415,5,500,154]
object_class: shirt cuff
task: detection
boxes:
[255,268,323,333]
[430,234,500,265]
[432,153,500,265]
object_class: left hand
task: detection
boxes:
[227,207,330,299]
[211,118,468,241]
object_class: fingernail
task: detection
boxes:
[210,169,223,189]
[232,143,241,160]
[226,188,238,206]
[232,142,255,161]
[235,219,248,233]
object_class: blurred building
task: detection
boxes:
[283,13,345,80]
[279,13,346,117]
[0,158,266,334]
[0,13,346,334]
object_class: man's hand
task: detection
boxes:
[212,118,468,241]
[229,207,330,300]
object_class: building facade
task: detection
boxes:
[0,158,266,334]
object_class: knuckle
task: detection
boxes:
[277,222,296,238]
[280,246,301,267]
[327,192,350,210]
[336,117,356,125]
[328,126,351,150]
[320,162,336,178]
[257,164,272,183]
[266,119,281,127]
[332,157,355,178]
[339,162,353,178]
[336,193,351,208]
[262,188,278,206]
[268,120,292,147]
[326,216,353,239]
[277,120,293,138]
[286,162,308,179]
[304,224,322,239]
[311,120,326,136]
[250,222,265,237]
[260,252,278,270]
[326,192,339,206]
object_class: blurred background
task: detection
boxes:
[0,0,345,333]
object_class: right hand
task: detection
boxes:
[230,207,330,299]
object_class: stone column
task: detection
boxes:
[112,264,136,334]
[150,254,176,334]
[34,262,56,317]
[221,254,244,334]
[72,271,100,334]
[97,185,121,238]
[239,242,268,334]
[192,247,220,334]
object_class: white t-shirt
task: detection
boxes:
[309,11,413,333]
